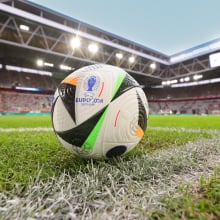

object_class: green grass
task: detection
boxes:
[0,116,211,192]
[148,115,220,130]
[0,115,219,219]
[0,128,210,191]
[0,115,52,128]
[1,114,220,129]
[140,129,210,151]
[150,169,220,219]
[0,131,63,191]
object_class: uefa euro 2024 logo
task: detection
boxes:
[87,76,97,91]
[75,75,103,105]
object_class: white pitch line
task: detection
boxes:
[0,127,53,132]
[0,126,218,134]
[149,126,220,134]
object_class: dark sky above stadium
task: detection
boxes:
[29,0,220,55]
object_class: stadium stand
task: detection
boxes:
[149,99,220,115]
[146,83,220,114]
[0,89,52,113]
[0,70,61,90]
[0,79,219,114]
[145,82,220,99]
[0,68,219,114]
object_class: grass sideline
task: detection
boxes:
[0,115,220,219]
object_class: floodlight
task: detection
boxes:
[170,79,178,84]
[36,59,43,67]
[60,64,72,71]
[44,62,54,67]
[70,37,81,49]
[129,56,135,63]
[184,77,190,82]
[193,75,203,80]
[150,62,156,69]
[88,43,98,53]
[19,24,29,31]
[116,53,123,59]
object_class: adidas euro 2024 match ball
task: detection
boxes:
[51,64,149,159]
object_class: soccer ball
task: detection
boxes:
[51,64,149,159]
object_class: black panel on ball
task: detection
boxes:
[106,145,127,158]
[58,83,77,123]
[56,107,107,147]
[111,73,139,101]
[136,92,148,131]
[51,95,59,130]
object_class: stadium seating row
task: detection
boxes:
[149,99,220,115]
[145,82,220,99]
[0,90,219,114]
[0,91,52,113]
[0,70,219,114]
[0,70,61,90]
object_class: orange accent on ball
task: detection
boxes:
[62,77,78,86]
[135,125,144,137]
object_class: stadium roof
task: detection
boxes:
[0,0,220,87]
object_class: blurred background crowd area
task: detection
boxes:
[0,91,52,113]
[0,69,220,114]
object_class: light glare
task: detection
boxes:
[44,62,54,67]
[37,59,44,67]
[116,53,123,59]
[70,37,81,49]
[60,64,72,71]
[88,43,98,53]
[170,79,178,84]
[129,56,135,63]
[193,75,203,80]
[150,63,156,69]
[19,24,29,31]
[184,77,190,82]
